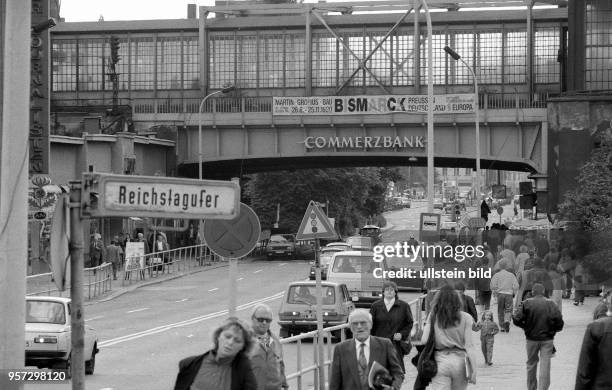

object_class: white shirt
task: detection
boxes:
[355,336,370,365]
[384,298,395,312]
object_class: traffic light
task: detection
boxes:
[454,204,461,216]
[519,193,537,209]
[110,36,120,64]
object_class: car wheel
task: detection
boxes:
[85,344,96,375]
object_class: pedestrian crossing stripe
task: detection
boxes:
[295,200,336,240]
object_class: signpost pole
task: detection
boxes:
[313,237,325,390]
[228,257,238,317]
[68,181,85,390]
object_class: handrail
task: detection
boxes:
[280,293,427,389]
[25,244,220,300]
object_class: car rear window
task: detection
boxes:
[331,255,378,274]
[26,301,66,324]
[288,285,335,305]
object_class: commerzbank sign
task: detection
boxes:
[273,94,475,116]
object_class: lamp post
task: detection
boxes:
[444,46,481,208]
[198,85,236,181]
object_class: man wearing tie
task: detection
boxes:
[330,309,404,390]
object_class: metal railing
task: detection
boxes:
[25,244,220,300]
[280,294,426,390]
[51,91,550,120]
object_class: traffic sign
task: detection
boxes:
[296,201,336,240]
[419,213,440,243]
[203,203,261,258]
[82,172,240,219]
[496,206,504,215]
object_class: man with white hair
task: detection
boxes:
[330,309,404,390]
[249,304,288,390]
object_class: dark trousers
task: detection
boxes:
[479,290,492,310]
[497,293,513,330]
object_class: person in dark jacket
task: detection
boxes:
[174,317,257,390]
[456,281,478,322]
[517,259,554,302]
[575,289,612,390]
[512,283,564,390]
[370,281,414,372]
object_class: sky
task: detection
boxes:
[58,0,557,22]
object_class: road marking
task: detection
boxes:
[85,315,104,322]
[208,287,219,292]
[253,269,263,274]
[98,291,284,347]
[237,277,244,281]
[175,298,188,302]
[127,308,149,314]
[278,263,287,267]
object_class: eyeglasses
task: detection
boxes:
[255,317,273,324]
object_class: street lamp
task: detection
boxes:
[444,45,481,208]
[198,85,236,180]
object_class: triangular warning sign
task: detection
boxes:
[296,201,337,240]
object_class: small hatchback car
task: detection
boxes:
[25,296,99,374]
[278,281,354,338]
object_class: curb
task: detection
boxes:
[84,262,229,306]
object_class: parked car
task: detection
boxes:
[345,236,374,251]
[433,198,444,210]
[326,251,388,308]
[278,281,355,338]
[358,225,382,246]
[309,246,346,280]
[25,296,99,374]
[266,234,296,259]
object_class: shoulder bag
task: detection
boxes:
[417,312,438,379]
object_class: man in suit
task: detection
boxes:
[330,309,404,390]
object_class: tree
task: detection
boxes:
[557,130,612,279]
[243,167,402,236]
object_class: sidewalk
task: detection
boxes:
[400,295,598,390]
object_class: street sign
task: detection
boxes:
[203,203,261,258]
[419,213,441,243]
[496,206,504,215]
[468,217,486,229]
[296,201,337,240]
[82,172,240,219]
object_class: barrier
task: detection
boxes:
[280,294,426,390]
[25,244,219,300]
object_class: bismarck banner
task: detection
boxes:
[273,94,475,116]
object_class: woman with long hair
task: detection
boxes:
[420,284,478,389]
[174,317,257,390]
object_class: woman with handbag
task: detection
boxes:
[418,284,478,389]
[370,281,414,373]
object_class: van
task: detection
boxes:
[326,250,388,308]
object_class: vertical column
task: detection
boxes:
[0,0,31,379]
[526,1,534,103]
[413,1,421,94]
[198,8,209,95]
[305,7,312,96]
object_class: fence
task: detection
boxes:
[25,244,219,301]
[280,294,426,390]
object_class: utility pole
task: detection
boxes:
[1,2,31,384]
